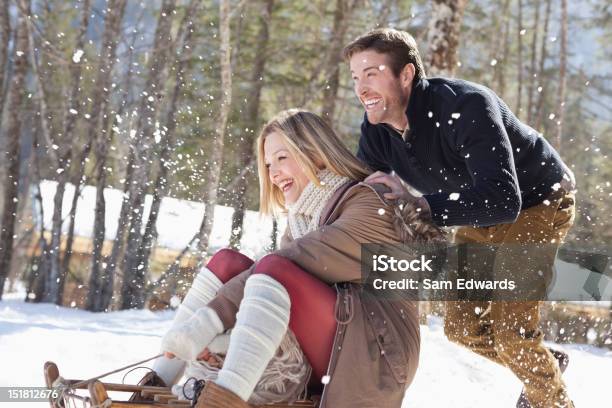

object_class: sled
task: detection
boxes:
[44,361,318,408]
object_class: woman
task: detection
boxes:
[150,109,445,408]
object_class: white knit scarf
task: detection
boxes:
[287,169,350,239]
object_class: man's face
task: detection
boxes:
[349,50,412,129]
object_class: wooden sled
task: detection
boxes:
[44,361,318,408]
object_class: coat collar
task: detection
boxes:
[318,180,392,227]
[405,77,429,137]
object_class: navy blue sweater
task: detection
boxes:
[357,77,570,227]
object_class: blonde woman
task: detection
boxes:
[149,109,444,408]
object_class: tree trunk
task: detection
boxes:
[25,130,50,302]
[195,0,232,262]
[0,5,30,300]
[32,0,91,304]
[554,0,567,152]
[534,0,552,131]
[97,15,144,311]
[526,0,540,125]
[80,0,128,310]
[494,0,512,98]
[229,0,274,250]
[0,0,9,132]
[516,0,524,117]
[86,158,109,312]
[120,0,177,310]
[426,0,467,77]
[138,0,202,282]
[55,0,91,303]
[18,0,61,304]
[320,0,357,125]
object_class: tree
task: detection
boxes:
[426,0,467,77]
[138,0,203,285]
[0,1,30,299]
[79,0,129,310]
[0,0,9,130]
[320,0,361,125]
[54,0,91,304]
[229,0,274,250]
[0,0,10,216]
[534,0,552,131]
[18,0,60,303]
[516,0,524,116]
[194,0,232,262]
[493,0,512,98]
[526,0,540,125]
[23,0,93,304]
[119,0,177,310]
[554,0,568,151]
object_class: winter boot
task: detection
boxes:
[128,371,167,402]
[195,381,253,408]
[516,348,570,408]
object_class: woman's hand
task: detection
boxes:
[164,348,220,366]
[161,307,223,361]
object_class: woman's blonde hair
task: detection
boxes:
[257,109,370,215]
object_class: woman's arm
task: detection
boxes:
[207,185,399,330]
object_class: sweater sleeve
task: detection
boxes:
[357,120,392,173]
[423,92,522,227]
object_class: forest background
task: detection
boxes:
[0,0,609,318]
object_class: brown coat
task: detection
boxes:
[208,182,442,407]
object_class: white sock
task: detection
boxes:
[215,274,291,401]
[154,267,223,385]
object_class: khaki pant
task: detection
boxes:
[444,191,576,408]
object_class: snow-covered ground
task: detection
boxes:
[0,291,610,407]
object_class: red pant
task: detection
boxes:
[206,248,336,380]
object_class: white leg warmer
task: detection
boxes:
[154,267,223,385]
[215,274,291,402]
[161,306,224,362]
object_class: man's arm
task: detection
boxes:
[423,91,522,227]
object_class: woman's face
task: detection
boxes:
[263,131,311,205]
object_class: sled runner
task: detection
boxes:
[44,361,318,408]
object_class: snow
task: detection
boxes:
[72,49,84,63]
[35,180,286,258]
[0,292,610,407]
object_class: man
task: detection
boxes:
[343,28,576,408]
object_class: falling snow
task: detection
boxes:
[72,49,84,63]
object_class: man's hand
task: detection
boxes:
[364,171,408,201]
[364,171,432,219]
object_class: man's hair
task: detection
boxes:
[343,28,426,80]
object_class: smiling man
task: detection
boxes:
[343,28,576,408]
